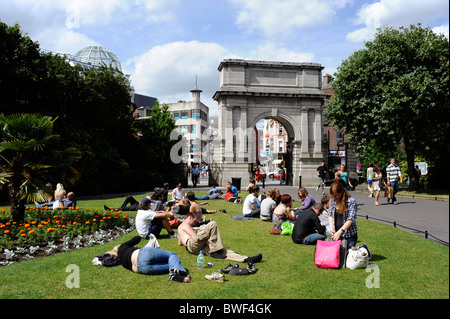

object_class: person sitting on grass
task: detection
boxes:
[272,194,296,229]
[294,187,316,217]
[178,211,263,263]
[107,236,190,283]
[242,185,261,218]
[135,197,179,239]
[291,203,327,245]
[185,191,216,227]
[260,189,277,222]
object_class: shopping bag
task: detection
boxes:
[384,186,393,198]
[314,240,341,269]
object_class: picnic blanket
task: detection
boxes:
[231,215,254,221]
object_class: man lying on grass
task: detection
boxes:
[178,211,262,263]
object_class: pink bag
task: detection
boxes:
[314,240,341,269]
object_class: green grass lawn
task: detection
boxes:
[0,191,448,299]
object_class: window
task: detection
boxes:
[201,111,208,121]
[279,124,284,135]
[181,110,188,119]
[181,125,188,134]
[191,109,201,118]
[173,111,179,119]
[278,140,284,153]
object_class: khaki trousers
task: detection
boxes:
[186,221,247,262]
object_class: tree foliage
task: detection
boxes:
[325,24,449,190]
[0,20,184,197]
[0,113,81,222]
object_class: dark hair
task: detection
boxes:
[280,194,292,205]
[250,185,260,193]
[312,203,324,213]
[186,191,196,201]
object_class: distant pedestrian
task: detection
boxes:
[372,165,387,206]
[316,161,328,195]
[338,164,353,190]
[386,158,403,205]
[366,163,374,197]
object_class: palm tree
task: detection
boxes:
[0,113,81,222]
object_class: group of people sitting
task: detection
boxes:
[34,183,77,210]
[97,179,357,283]
[240,183,358,250]
[99,182,263,283]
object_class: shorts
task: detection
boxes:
[367,180,372,184]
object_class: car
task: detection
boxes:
[267,170,287,179]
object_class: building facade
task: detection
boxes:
[166,86,209,166]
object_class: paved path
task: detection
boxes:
[187,177,449,247]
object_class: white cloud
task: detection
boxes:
[246,42,315,63]
[433,23,449,38]
[129,41,228,112]
[229,0,353,39]
[347,0,449,43]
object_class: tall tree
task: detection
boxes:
[325,24,449,191]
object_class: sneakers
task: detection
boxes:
[220,262,237,274]
[247,262,257,274]
[220,209,227,214]
[205,272,225,282]
[169,232,179,238]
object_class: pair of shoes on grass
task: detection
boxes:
[205,272,225,282]
[219,262,257,275]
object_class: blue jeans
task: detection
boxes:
[137,247,186,275]
[303,233,326,245]
[390,181,399,203]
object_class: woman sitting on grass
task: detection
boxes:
[107,236,190,283]
[272,194,296,229]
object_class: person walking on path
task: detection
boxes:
[386,158,403,205]
[316,161,328,195]
[372,165,387,206]
[366,163,374,198]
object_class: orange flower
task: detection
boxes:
[4,230,10,234]
[21,234,27,237]
[28,230,35,234]
[85,221,90,224]
[73,222,77,225]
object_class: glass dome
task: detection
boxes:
[74,46,122,71]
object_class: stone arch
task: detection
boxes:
[211,59,328,187]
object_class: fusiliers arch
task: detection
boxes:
[211,59,328,188]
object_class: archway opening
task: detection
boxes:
[250,117,295,186]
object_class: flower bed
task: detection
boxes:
[0,207,133,265]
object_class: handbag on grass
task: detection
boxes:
[314,240,341,269]
[346,246,369,269]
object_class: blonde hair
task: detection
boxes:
[266,189,276,199]
[54,183,67,200]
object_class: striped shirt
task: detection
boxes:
[386,164,402,182]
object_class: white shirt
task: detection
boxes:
[172,188,184,201]
[135,210,156,238]
[243,194,261,216]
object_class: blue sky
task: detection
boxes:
[1,0,448,116]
